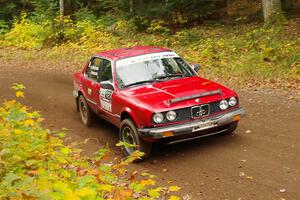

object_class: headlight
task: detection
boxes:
[229,97,237,106]
[219,100,229,110]
[166,111,177,121]
[153,113,164,123]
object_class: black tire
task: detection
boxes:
[119,119,152,160]
[78,95,96,127]
[220,121,238,136]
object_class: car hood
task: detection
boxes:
[120,76,236,112]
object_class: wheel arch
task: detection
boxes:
[121,111,132,121]
[120,108,142,128]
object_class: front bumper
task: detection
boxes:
[138,107,245,140]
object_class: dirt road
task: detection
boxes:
[0,64,299,199]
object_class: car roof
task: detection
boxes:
[95,46,172,61]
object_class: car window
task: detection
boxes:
[115,52,195,88]
[100,59,113,82]
[86,57,102,81]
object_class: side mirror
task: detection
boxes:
[192,64,201,72]
[100,80,114,91]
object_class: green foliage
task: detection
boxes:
[111,19,138,36]
[74,8,97,23]
[1,12,119,49]
[4,13,52,48]
[264,13,287,26]
[146,20,170,35]
[31,0,58,22]
[0,20,9,35]
[173,28,202,45]
[0,85,180,199]
[1,0,300,30]
[0,0,34,24]
[168,24,300,84]
[116,0,227,26]
[1,12,299,86]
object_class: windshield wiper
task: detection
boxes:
[124,74,183,88]
[155,74,184,80]
[124,80,155,88]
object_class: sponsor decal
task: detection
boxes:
[87,88,92,96]
[100,100,112,112]
[100,88,113,112]
[116,52,179,67]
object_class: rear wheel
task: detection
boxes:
[78,95,95,127]
[120,119,152,160]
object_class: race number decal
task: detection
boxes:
[100,88,113,112]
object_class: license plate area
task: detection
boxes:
[192,120,215,132]
[191,104,210,118]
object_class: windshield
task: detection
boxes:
[116,52,195,88]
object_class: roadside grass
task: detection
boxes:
[0,17,299,90]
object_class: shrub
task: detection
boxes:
[74,8,98,23]
[1,16,299,87]
[146,20,170,35]
[109,19,138,36]
[0,20,9,35]
[4,13,51,49]
[173,28,202,45]
[0,84,180,199]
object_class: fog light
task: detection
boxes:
[162,131,174,137]
[233,115,241,121]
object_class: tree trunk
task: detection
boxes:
[59,0,64,16]
[262,0,282,22]
[129,0,133,13]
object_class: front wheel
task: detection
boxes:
[120,119,152,160]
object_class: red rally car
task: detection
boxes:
[73,46,245,158]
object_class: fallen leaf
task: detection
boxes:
[169,186,181,192]
[16,91,24,98]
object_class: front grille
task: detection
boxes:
[152,97,238,124]
[191,104,210,118]
[166,98,235,122]
[174,101,221,121]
